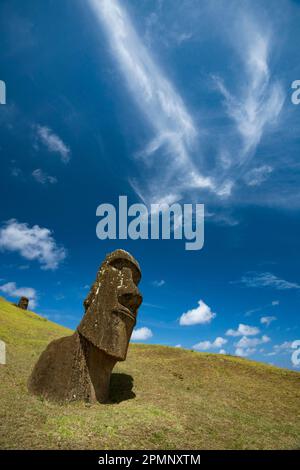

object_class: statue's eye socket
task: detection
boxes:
[109,259,124,271]
[109,259,141,285]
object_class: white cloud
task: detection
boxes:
[214,337,227,348]
[11,167,23,178]
[193,336,227,351]
[131,327,153,341]
[235,333,272,356]
[175,344,182,348]
[244,165,273,187]
[193,340,211,350]
[226,323,260,337]
[235,347,257,357]
[152,280,165,287]
[36,125,70,163]
[269,341,294,355]
[260,316,277,327]
[179,299,216,326]
[0,219,66,270]
[0,282,37,309]
[236,335,271,349]
[18,264,29,270]
[32,169,57,185]
[238,272,300,290]
[279,341,293,350]
[219,349,226,355]
[272,300,279,306]
[176,32,193,45]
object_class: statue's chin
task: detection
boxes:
[102,344,128,362]
[106,335,131,361]
[101,314,134,361]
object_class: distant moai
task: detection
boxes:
[18,297,29,310]
[28,249,142,403]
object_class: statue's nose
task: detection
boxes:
[118,291,142,312]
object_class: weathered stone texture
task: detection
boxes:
[18,297,29,310]
[28,249,142,403]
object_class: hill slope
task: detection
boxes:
[0,296,299,450]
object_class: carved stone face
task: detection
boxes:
[78,250,142,361]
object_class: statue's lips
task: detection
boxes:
[114,306,136,323]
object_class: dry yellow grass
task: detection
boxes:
[0,296,299,450]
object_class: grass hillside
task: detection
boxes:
[0,296,299,450]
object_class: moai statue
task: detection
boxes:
[18,297,29,310]
[28,250,142,403]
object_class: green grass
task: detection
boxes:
[0,296,299,450]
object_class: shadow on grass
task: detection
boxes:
[109,373,136,403]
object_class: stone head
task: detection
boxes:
[18,296,29,310]
[78,249,142,361]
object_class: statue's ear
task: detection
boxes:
[83,285,94,312]
[83,297,90,312]
[83,265,104,312]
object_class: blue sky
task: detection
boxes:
[0,0,300,369]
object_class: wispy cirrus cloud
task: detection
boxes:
[260,316,277,327]
[32,169,57,185]
[245,299,279,317]
[213,11,285,189]
[87,0,288,213]
[237,272,300,290]
[243,165,273,187]
[87,0,219,205]
[152,279,165,287]
[35,125,70,163]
